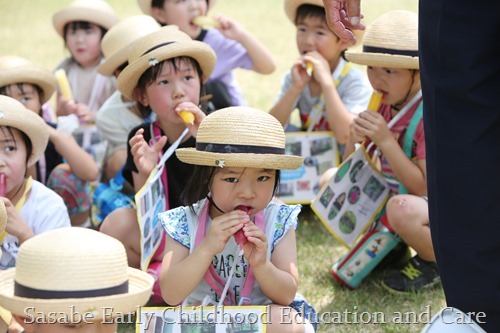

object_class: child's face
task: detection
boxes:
[0,127,28,195]
[209,167,276,219]
[65,23,104,68]
[153,0,207,39]
[2,83,42,114]
[141,58,201,122]
[367,66,421,106]
[296,15,344,66]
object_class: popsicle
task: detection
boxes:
[54,68,74,100]
[367,91,383,112]
[178,111,195,125]
[0,173,6,197]
[234,206,251,249]
[305,61,314,76]
[193,16,220,28]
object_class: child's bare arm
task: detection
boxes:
[214,14,276,74]
[250,228,299,306]
[47,125,99,181]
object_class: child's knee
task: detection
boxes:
[386,195,415,232]
[319,167,337,188]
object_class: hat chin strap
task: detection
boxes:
[391,70,417,111]
[206,194,225,214]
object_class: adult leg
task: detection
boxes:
[420,0,500,329]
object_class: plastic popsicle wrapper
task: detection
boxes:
[178,110,195,125]
[193,16,220,28]
[305,61,314,76]
[0,173,5,196]
[54,68,73,100]
[367,91,383,112]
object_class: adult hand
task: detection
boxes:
[322,0,365,45]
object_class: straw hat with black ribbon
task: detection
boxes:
[0,56,56,104]
[52,0,119,37]
[284,0,364,47]
[137,0,217,16]
[98,15,161,77]
[0,96,48,167]
[345,10,419,69]
[116,25,216,100]
[176,106,304,170]
[0,227,154,322]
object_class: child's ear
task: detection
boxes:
[151,7,168,25]
[133,88,148,106]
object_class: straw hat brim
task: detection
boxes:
[0,96,48,166]
[97,47,130,77]
[176,149,304,170]
[117,41,216,100]
[0,67,56,104]
[0,268,154,321]
[52,6,119,37]
[345,51,419,69]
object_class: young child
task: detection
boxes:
[137,0,276,111]
[0,55,99,227]
[52,0,119,173]
[99,26,216,304]
[0,227,154,333]
[0,95,70,270]
[96,15,161,182]
[159,107,316,332]
[270,0,372,153]
[342,10,439,292]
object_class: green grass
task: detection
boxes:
[1,1,443,332]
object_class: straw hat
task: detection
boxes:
[52,0,120,37]
[0,56,56,104]
[0,96,48,166]
[117,26,216,99]
[137,0,217,16]
[176,107,304,170]
[345,10,419,69]
[0,227,154,322]
[98,15,161,76]
[284,0,364,47]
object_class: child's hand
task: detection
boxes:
[129,128,167,176]
[56,95,78,117]
[348,119,367,143]
[74,103,96,124]
[241,222,268,268]
[175,102,206,137]
[303,52,334,88]
[204,211,250,254]
[353,110,393,148]
[212,14,245,41]
[290,59,311,91]
[2,197,33,243]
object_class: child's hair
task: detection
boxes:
[181,166,281,206]
[134,56,207,117]
[0,126,33,166]
[0,83,44,106]
[295,4,327,25]
[63,20,107,39]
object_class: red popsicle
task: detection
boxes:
[0,173,6,196]
[234,205,251,249]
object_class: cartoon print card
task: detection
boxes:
[278,132,339,204]
[311,145,390,248]
[137,306,267,332]
[135,168,166,271]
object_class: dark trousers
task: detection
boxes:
[419,0,500,330]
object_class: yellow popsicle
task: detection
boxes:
[54,68,73,100]
[178,110,195,125]
[305,61,314,76]
[367,91,383,112]
[192,16,220,28]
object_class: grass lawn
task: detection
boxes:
[1,0,445,332]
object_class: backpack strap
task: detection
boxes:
[398,102,424,195]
